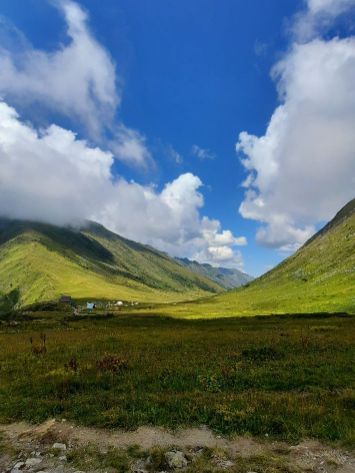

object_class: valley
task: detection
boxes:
[132,199,355,318]
[0,200,354,470]
[1,0,355,471]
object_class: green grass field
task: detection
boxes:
[0,310,354,444]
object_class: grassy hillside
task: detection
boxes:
[176,257,253,289]
[0,219,223,307]
[135,198,355,318]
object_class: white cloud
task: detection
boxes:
[307,0,355,14]
[98,174,245,269]
[0,101,245,268]
[236,2,355,251]
[234,236,248,246]
[0,0,151,167]
[191,144,216,160]
[109,125,153,168]
[204,246,235,263]
[201,225,247,248]
[185,218,246,266]
[165,144,183,164]
[0,0,117,138]
[294,0,355,41]
[0,102,113,225]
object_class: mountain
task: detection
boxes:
[175,257,253,289]
[162,198,355,317]
[0,219,224,308]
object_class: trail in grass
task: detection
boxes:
[1,420,355,472]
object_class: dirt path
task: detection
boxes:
[1,420,354,472]
[1,420,265,456]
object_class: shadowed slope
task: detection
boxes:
[0,218,223,307]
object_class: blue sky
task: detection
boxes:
[0,0,354,276]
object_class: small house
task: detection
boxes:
[86,302,95,310]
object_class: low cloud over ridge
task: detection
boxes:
[0,101,246,268]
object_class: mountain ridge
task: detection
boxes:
[304,197,355,247]
[0,217,224,308]
[175,257,253,289]
[144,198,355,317]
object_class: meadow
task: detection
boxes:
[0,309,354,445]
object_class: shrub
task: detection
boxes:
[64,357,79,372]
[96,354,128,374]
[29,333,47,355]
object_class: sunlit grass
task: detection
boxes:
[127,211,355,318]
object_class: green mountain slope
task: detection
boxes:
[175,257,253,289]
[0,219,223,307]
[150,198,355,318]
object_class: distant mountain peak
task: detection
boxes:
[175,257,253,290]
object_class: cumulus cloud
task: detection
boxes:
[0,102,113,225]
[294,0,355,40]
[236,1,355,251]
[0,0,151,167]
[201,224,247,248]
[191,144,216,160]
[109,125,153,168]
[96,174,246,268]
[0,101,245,268]
[0,0,117,137]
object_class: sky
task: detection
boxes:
[0,0,354,276]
